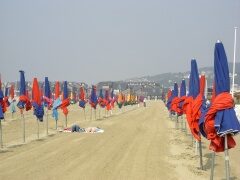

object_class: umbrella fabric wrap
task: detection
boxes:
[165,90,172,105]
[171,96,187,115]
[60,98,70,116]
[0,90,5,119]
[105,90,111,110]
[79,100,86,108]
[110,97,115,108]
[170,97,179,113]
[32,102,44,121]
[166,90,174,111]
[117,93,123,108]
[78,86,86,108]
[43,96,53,110]
[0,91,8,114]
[3,96,10,108]
[52,97,62,120]
[11,102,16,113]
[168,82,178,115]
[17,94,32,111]
[98,97,107,108]
[183,94,203,140]
[203,92,237,152]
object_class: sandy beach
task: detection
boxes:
[0,100,240,180]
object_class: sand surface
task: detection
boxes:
[0,101,240,180]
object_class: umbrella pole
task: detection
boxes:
[37,118,39,139]
[0,120,2,148]
[65,115,68,127]
[210,151,215,180]
[195,139,198,155]
[83,108,86,121]
[199,137,203,170]
[95,109,96,120]
[224,134,230,180]
[175,115,178,129]
[22,112,25,143]
[99,107,101,119]
[90,107,92,121]
[185,119,187,135]
[181,116,183,131]
[46,108,48,135]
[56,120,58,131]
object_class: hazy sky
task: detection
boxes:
[0,0,240,85]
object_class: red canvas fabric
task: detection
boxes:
[204,92,236,152]
[183,94,203,140]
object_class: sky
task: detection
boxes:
[0,0,240,85]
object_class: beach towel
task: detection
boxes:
[58,126,104,133]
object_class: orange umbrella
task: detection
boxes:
[54,81,60,100]
[32,78,44,121]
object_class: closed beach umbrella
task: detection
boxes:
[98,89,105,108]
[182,59,204,170]
[105,90,111,111]
[78,86,86,121]
[0,75,4,148]
[179,79,187,114]
[79,86,86,108]
[183,59,203,140]
[52,81,62,129]
[89,85,97,109]
[17,70,26,109]
[44,77,51,135]
[10,85,16,115]
[4,87,10,108]
[203,41,240,180]
[170,82,178,115]
[60,81,70,127]
[189,60,200,99]
[204,41,240,152]
[32,78,44,122]
[117,93,123,109]
[16,71,32,143]
[44,77,51,108]
[55,81,60,100]
[60,81,69,116]
[32,78,44,138]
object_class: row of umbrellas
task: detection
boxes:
[166,41,240,180]
[0,72,146,147]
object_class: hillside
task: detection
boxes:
[127,62,240,88]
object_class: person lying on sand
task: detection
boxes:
[64,124,103,133]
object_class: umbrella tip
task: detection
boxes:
[19,70,24,73]
[216,39,221,43]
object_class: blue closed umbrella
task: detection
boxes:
[17,70,26,109]
[63,81,68,100]
[99,89,104,99]
[0,90,4,119]
[203,40,240,180]
[180,79,186,97]
[189,59,200,99]
[44,77,51,107]
[213,42,240,136]
[179,79,186,115]
[90,85,98,109]
[44,77,51,135]
[170,82,178,115]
